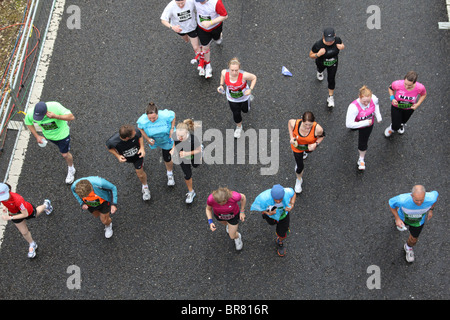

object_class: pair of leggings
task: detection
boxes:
[179,161,199,180]
[293,151,306,174]
[391,105,415,131]
[229,100,250,124]
[316,61,338,90]
[262,214,290,239]
[357,125,373,151]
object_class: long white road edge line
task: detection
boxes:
[0,0,66,248]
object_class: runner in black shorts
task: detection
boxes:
[106,125,151,201]
[193,0,228,78]
[161,0,201,62]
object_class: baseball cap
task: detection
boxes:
[271,184,285,200]
[323,27,335,42]
[0,183,10,201]
[33,102,47,121]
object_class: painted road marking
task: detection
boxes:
[0,0,66,248]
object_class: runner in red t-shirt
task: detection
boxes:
[193,0,228,78]
[0,183,53,259]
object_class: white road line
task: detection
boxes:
[438,0,450,29]
[0,0,66,248]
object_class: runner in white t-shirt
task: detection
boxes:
[161,0,201,61]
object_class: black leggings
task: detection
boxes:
[229,100,250,124]
[316,61,338,90]
[293,151,306,174]
[357,125,373,151]
[262,214,290,239]
[391,105,414,131]
[180,161,199,180]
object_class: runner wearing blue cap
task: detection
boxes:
[250,184,296,257]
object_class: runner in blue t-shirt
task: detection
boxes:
[251,184,296,257]
[389,185,438,263]
[137,102,176,186]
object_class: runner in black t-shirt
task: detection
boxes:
[309,27,345,108]
[170,119,202,204]
[106,125,151,201]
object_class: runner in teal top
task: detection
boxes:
[251,184,296,257]
[389,185,438,263]
[25,101,77,184]
[137,102,177,187]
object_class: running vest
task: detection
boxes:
[291,120,317,153]
[196,0,222,31]
[391,80,426,110]
[352,99,375,127]
[82,191,105,207]
[225,70,249,102]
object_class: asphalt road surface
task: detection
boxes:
[0,0,448,306]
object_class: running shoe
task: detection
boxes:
[44,199,53,215]
[276,237,286,257]
[205,63,213,79]
[28,242,38,258]
[142,186,151,201]
[327,95,335,108]
[167,173,175,186]
[295,178,302,193]
[317,71,324,81]
[384,124,393,137]
[357,159,365,170]
[185,190,196,204]
[303,152,308,160]
[234,125,242,138]
[398,124,405,134]
[234,232,243,251]
[65,168,76,184]
[404,243,414,263]
[104,223,113,238]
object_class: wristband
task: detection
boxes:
[208,219,213,224]
[390,95,395,101]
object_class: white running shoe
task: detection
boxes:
[234,232,243,251]
[404,243,414,263]
[44,199,53,215]
[303,152,308,160]
[104,223,113,238]
[198,67,205,77]
[205,63,212,79]
[234,125,243,138]
[185,190,196,204]
[65,168,76,184]
[28,242,38,258]
[167,174,175,186]
[142,186,151,201]
[295,178,303,193]
[317,72,324,81]
[327,95,335,108]
[384,124,394,137]
[357,159,365,170]
[398,124,405,134]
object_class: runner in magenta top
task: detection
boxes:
[385,71,427,137]
[205,187,246,251]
